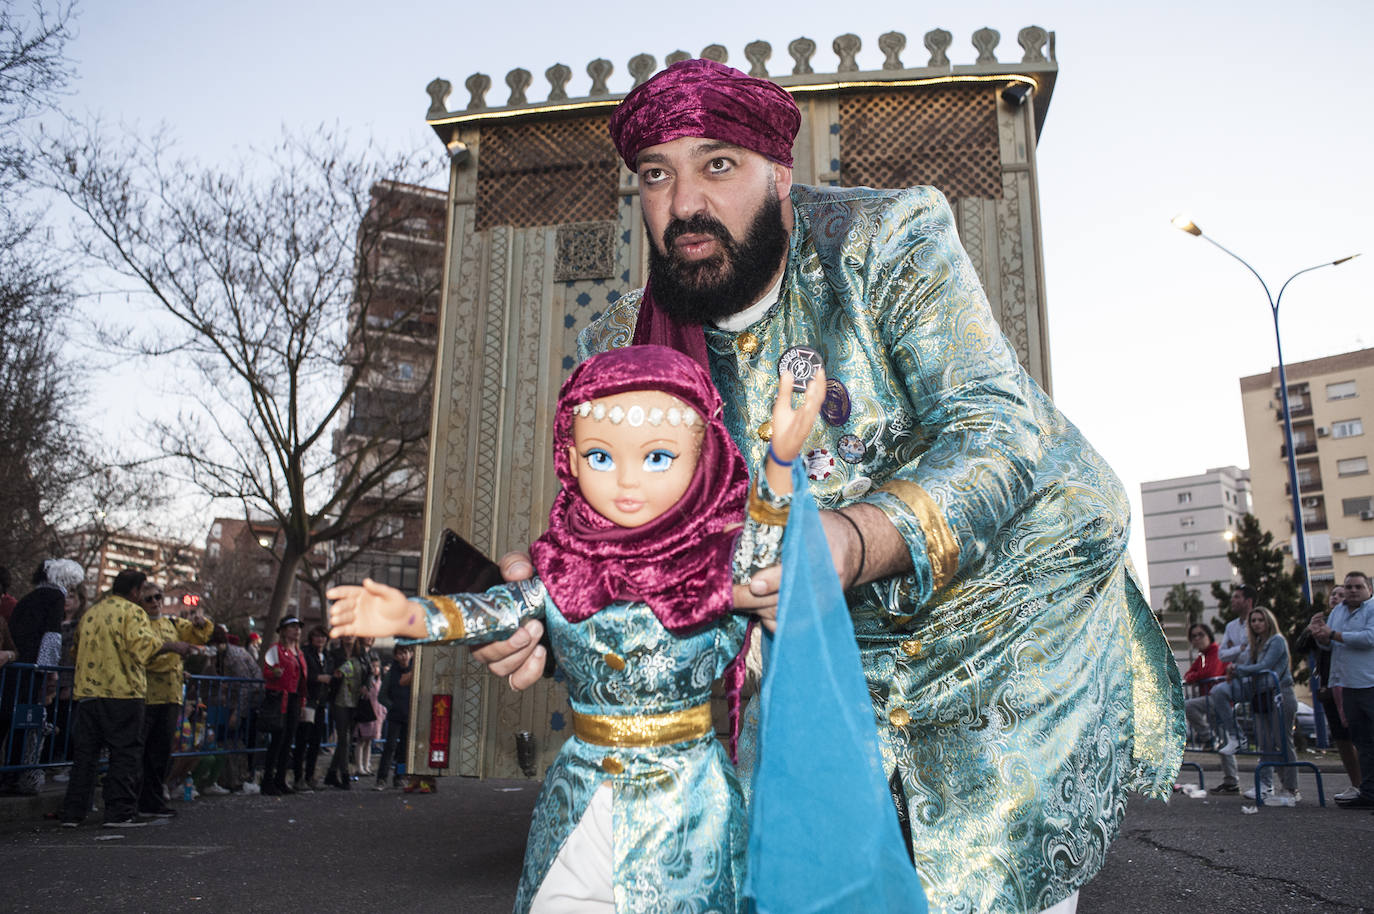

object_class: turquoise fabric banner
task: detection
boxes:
[744,461,928,913]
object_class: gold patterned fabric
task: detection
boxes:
[580,184,1185,913]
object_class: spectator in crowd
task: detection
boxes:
[292,625,332,791]
[0,612,17,769]
[1204,585,1258,794]
[259,616,306,796]
[0,566,16,620]
[1309,571,1374,809]
[1297,585,1360,800]
[59,569,192,827]
[324,635,364,789]
[47,584,87,782]
[353,653,384,776]
[2,559,85,796]
[138,585,213,818]
[375,644,412,790]
[1182,623,1229,748]
[1217,586,1254,665]
[246,631,262,662]
[206,624,261,792]
[1214,606,1300,801]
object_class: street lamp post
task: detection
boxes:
[1171,215,1358,606]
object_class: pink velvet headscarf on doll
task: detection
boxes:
[530,344,754,757]
[532,344,748,630]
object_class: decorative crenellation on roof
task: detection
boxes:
[425,26,1055,122]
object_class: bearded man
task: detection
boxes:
[477,59,1183,914]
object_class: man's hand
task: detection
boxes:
[468,551,547,690]
[732,509,864,632]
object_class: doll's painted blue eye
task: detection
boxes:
[643,449,677,472]
[583,449,614,471]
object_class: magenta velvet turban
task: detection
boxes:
[609,58,801,168]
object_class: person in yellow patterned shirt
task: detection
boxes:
[59,570,193,828]
[138,585,212,818]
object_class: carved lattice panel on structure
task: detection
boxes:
[476,117,619,230]
[838,86,1002,199]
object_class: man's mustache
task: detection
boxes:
[663,215,731,250]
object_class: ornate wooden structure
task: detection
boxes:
[411,26,1060,779]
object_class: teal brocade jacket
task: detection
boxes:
[579,184,1185,914]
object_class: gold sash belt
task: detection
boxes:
[572,702,713,748]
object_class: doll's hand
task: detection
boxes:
[468,551,547,690]
[764,366,826,496]
[326,578,425,639]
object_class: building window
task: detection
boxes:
[1338,457,1370,477]
[1179,516,1196,528]
[1184,565,1199,577]
[1183,540,1198,553]
[1177,492,1192,504]
[1327,380,1357,400]
[1344,496,1374,517]
[1349,536,1374,557]
[1333,419,1364,439]
[211,522,222,539]
[396,362,414,381]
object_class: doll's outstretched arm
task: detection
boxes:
[327,579,427,640]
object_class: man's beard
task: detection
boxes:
[646,190,788,326]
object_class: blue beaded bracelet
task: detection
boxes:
[766,443,793,467]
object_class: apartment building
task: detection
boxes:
[1240,347,1374,591]
[1141,467,1251,623]
[70,528,202,605]
[329,181,445,594]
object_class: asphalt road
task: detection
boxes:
[2,765,1370,913]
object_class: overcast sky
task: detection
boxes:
[56,0,1373,586]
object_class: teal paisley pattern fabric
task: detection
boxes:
[580,184,1185,913]
[410,527,771,913]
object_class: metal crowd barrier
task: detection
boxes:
[3,663,394,780]
[1184,669,1326,807]
[1178,675,1227,789]
[0,662,76,775]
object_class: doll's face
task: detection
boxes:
[568,389,703,528]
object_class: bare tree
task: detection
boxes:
[44,126,443,644]
[0,0,83,574]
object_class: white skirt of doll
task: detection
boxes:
[528,783,615,913]
[1040,891,1079,914]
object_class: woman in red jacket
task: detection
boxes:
[260,616,306,795]
[1183,623,1229,748]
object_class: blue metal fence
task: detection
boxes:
[1180,670,1326,806]
[2,663,393,778]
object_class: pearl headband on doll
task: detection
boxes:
[570,400,699,428]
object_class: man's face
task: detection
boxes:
[1230,590,1252,618]
[310,631,326,649]
[636,137,792,324]
[141,584,164,616]
[1343,576,1371,607]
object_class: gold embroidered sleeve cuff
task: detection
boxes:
[734,478,792,584]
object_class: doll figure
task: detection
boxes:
[327,344,823,914]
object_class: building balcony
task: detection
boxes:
[1280,443,1318,458]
